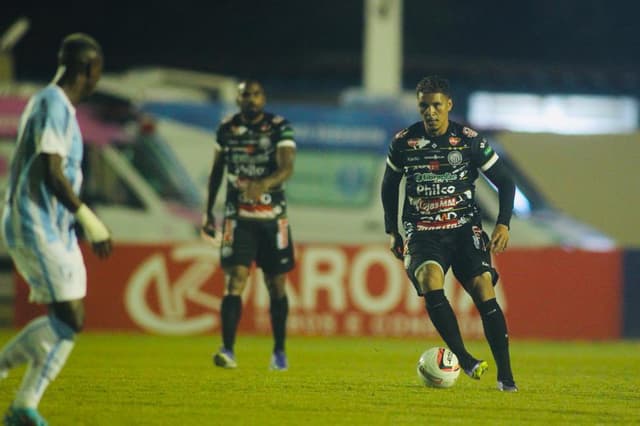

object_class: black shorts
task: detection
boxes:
[220,217,295,275]
[404,222,499,296]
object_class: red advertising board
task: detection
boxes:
[14,243,622,339]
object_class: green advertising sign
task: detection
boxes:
[287,150,380,207]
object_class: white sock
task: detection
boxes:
[6,315,76,409]
[14,339,74,408]
[0,316,52,371]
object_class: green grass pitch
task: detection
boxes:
[0,332,638,425]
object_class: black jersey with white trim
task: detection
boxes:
[386,120,499,233]
[215,112,295,220]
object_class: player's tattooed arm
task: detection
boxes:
[244,146,295,201]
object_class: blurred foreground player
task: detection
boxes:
[203,80,295,370]
[0,33,112,425]
[381,75,518,391]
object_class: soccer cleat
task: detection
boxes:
[497,380,519,392]
[269,350,288,371]
[463,360,488,380]
[3,406,48,426]
[213,348,237,369]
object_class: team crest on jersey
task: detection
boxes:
[447,151,463,166]
[449,136,461,146]
[408,138,430,149]
[232,125,248,136]
[462,127,478,138]
[259,136,270,148]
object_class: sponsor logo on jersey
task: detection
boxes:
[449,136,461,146]
[416,216,461,230]
[447,151,463,166]
[407,138,430,149]
[277,218,289,249]
[415,196,458,213]
[462,126,478,138]
[221,246,233,257]
[395,128,409,139]
[472,225,484,250]
[238,202,275,219]
[415,183,456,196]
[232,125,248,136]
[234,163,266,176]
[222,219,235,243]
[414,172,457,183]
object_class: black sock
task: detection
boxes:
[478,298,514,382]
[220,295,242,352]
[424,290,474,369]
[270,296,288,353]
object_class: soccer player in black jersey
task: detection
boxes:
[203,80,295,370]
[381,76,518,391]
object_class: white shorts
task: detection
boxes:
[8,241,87,304]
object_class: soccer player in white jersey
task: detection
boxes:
[0,33,111,425]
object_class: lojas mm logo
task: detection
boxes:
[124,243,222,335]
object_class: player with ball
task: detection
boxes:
[381,75,518,392]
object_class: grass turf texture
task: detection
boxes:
[0,332,638,425]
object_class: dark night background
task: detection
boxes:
[3,0,640,97]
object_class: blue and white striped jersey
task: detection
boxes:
[2,85,83,250]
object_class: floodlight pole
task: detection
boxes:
[0,17,31,82]
[363,0,403,95]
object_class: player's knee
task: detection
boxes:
[225,267,250,294]
[265,274,287,299]
[62,310,84,333]
[466,272,495,302]
[50,302,85,333]
[415,263,444,292]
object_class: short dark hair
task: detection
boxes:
[58,33,102,74]
[416,75,450,97]
[238,79,263,92]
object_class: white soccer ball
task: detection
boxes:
[416,347,461,388]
